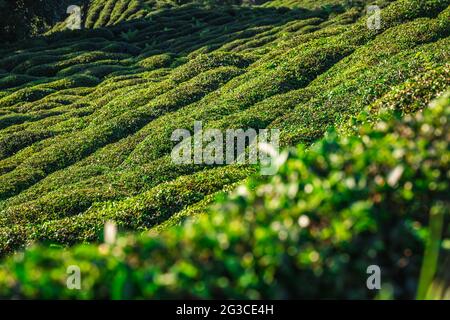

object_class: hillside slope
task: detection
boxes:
[0,0,449,260]
[1,90,448,299]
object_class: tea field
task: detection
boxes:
[0,0,448,299]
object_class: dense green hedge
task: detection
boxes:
[0,93,447,299]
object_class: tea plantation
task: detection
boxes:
[0,0,448,299]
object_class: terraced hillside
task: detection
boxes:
[0,0,449,273]
[0,0,449,255]
[0,0,449,300]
